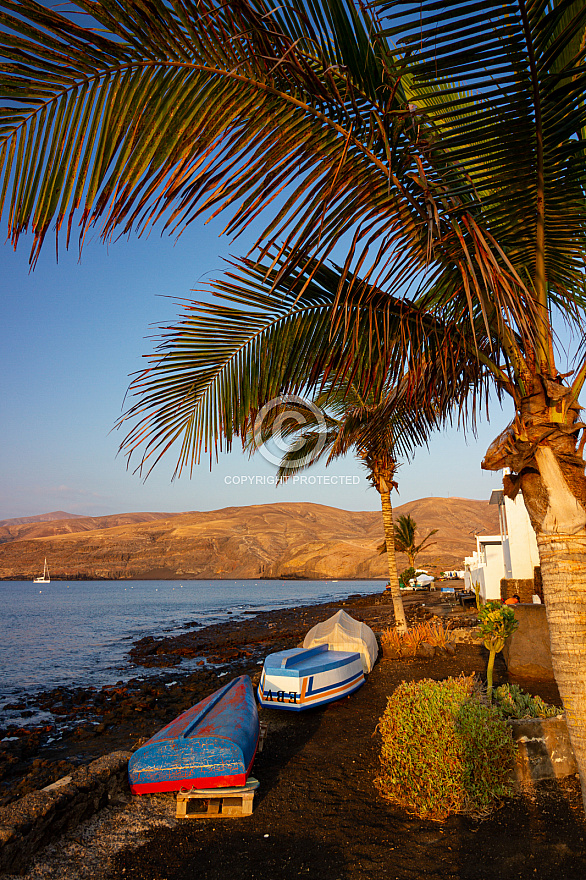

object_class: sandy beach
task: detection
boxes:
[1,590,585,880]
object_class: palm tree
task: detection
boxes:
[116,258,459,632]
[393,515,438,574]
[3,0,586,804]
[251,382,443,633]
[366,2,586,808]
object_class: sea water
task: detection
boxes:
[0,579,382,719]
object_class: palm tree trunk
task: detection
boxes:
[535,530,586,809]
[483,385,586,807]
[515,444,586,809]
[380,490,408,633]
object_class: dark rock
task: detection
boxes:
[509,715,577,784]
[416,642,435,659]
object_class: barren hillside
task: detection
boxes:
[0,498,498,580]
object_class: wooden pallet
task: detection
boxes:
[176,777,259,819]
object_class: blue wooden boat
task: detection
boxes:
[257,644,365,711]
[128,675,259,794]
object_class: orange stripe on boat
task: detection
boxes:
[302,674,364,704]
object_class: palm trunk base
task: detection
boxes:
[379,589,407,628]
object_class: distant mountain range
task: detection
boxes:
[0,511,173,544]
[0,510,86,527]
[0,499,499,580]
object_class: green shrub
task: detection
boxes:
[493,684,561,719]
[375,674,516,820]
[400,567,417,587]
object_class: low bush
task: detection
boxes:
[375,674,516,820]
[493,684,561,719]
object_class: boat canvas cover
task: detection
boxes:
[303,609,378,673]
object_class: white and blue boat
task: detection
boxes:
[257,643,365,711]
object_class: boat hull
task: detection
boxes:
[128,675,259,794]
[257,644,365,711]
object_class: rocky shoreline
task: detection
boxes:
[0,592,400,808]
[3,588,482,809]
[0,591,401,874]
[0,593,586,880]
[3,588,580,880]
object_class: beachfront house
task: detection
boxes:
[463,476,539,601]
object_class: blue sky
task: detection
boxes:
[0,218,511,521]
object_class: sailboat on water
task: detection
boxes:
[33,559,50,583]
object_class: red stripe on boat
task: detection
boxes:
[130,771,248,794]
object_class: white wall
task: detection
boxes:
[503,493,540,579]
[464,478,539,601]
[464,536,505,601]
[481,539,506,600]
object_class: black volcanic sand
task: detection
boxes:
[3,590,586,880]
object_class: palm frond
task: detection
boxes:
[0,0,538,343]
[393,513,438,558]
[258,369,446,485]
[116,252,493,477]
[0,0,425,276]
[374,0,586,316]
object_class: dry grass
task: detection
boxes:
[380,627,403,655]
[422,620,448,647]
[380,620,450,657]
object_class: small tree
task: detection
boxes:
[250,380,443,634]
[477,602,519,702]
[393,515,438,572]
[400,566,417,587]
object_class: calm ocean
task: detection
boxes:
[0,578,381,718]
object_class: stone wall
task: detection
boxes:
[500,577,534,603]
[502,604,554,680]
[500,566,543,603]
[0,750,131,874]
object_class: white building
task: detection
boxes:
[491,487,540,581]
[464,479,539,601]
